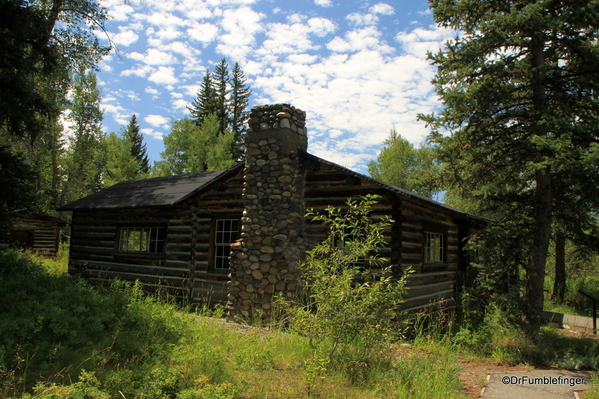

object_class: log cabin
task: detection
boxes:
[7,212,67,258]
[58,103,489,318]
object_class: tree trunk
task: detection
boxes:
[552,231,566,302]
[523,167,553,339]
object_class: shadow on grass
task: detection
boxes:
[0,250,193,397]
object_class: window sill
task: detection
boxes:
[422,261,448,273]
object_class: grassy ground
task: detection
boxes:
[1,248,598,398]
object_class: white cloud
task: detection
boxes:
[112,28,139,46]
[327,26,393,54]
[218,6,264,47]
[148,66,178,85]
[102,0,134,21]
[346,13,379,27]
[121,65,154,78]
[307,17,337,37]
[144,48,179,65]
[287,53,318,64]
[141,127,164,141]
[127,52,145,61]
[144,114,169,128]
[188,22,219,44]
[369,3,395,15]
[314,0,332,7]
[143,12,186,29]
[396,26,456,58]
[154,26,183,42]
[173,99,189,109]
[182,84,201,96]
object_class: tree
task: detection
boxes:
[63,67,105,202]
[122,114,150,174]
[154,115,235,176]
[188,59,252,161]
[213,58,230,136]
[188,72,216,127]
[229,62,252,160]
[0,147,37,228]
[368,127,442,199]
[0,0,108,142]
[103,132,142,187]
[422,0,599,338]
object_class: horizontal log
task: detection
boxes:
[166,252,191,261]
[74,261,189,277]
[406,271,455,286]
[400,288,454,312]
[404,281,454,300]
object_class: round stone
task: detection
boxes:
[259,253,272,262]
[251,270,263,279]
[260,245,275,253]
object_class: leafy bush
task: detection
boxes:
[279,195,408,382]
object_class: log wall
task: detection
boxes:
[11,215,64,257]
[68,161,473,313]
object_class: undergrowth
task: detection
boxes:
[0,249,467,399]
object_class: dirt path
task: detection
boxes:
[458,325,598,398]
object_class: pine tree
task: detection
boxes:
[229,62,251,160]
[188,59,252,161]
[213,58,230,136]
[122,114,150,174]
[188,72,217,127]
[422,0,599,338]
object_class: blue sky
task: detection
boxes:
[94,0,454,174]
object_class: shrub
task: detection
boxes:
[279,195,408,381]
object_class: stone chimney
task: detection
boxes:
[228,104,308,321]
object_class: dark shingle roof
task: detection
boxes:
[57,154,489,224]
[57,163,243,211]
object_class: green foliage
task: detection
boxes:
[103,115,150,186]
[0,0,60,141]
[0,250,192,397]
[0,250,471,398]
[368,128,442,199]
[188,59,251,160]
[103,132,143,187]
[62,67,105,202]
[280,195,408,380]
[229,62,251,160]
[121,114,150,175]
[423,0,599,338]
[0,147,37,227]
[154,115,235,176]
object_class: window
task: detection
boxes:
[119,227,165,253]
[214,219,239,269]
[424,232,444,262]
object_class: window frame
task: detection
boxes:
[209,217,241,272]
[424,231,444,263]
[421,224,448,272]
[116,224,166,257]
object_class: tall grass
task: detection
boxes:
[0,250,468,398]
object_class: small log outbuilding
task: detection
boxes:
[58,104,489,317]
[8,212,67,258]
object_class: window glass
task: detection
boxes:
[424,232,443,262]
[214,219,239,269]
[120,227,164,253]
